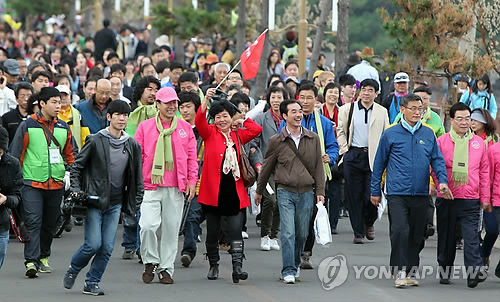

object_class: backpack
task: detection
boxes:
[282,45,299,64]
[466,92,491,111]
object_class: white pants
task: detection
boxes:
[139,187,184,275]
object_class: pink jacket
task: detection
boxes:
[433,133,490,204]
[488,142,500,207]
[135,117,198,191]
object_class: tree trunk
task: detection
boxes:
[334,0,350,77]
[235,0,247,59]
[102,0,114,24]
[308,0,332,80]
[173,0,184,63]
[253,0,271,100]
[67,0,76,32]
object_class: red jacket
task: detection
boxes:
[488,142,500,207]
[195,107,262,209]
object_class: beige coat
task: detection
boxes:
[337,101,389,171]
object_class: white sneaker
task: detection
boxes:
[260,236,271,251]
[270,238,280,251]
[283,275,295,284]
[242,231,249,239]
[295,267,300,278]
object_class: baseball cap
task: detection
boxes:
[206,54,219,65]
[156,87,179,103]
[471,109,487,124]
[55,85,71,95]
[394,72,410,83]
[285,76,300,85]
[313,70,323,79]
[3,59,20,76]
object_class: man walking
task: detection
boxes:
[63,100,144,295]
[337,79,389,244]
[434,102,491,288]
[11,87,77,278]
[135,87,198,284]
[255,100,325,284]
[371,94,451,288]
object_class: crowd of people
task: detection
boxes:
[0,18,499,296]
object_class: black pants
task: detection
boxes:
[436,198,482,278]
[206,211,243,246]
[343,149,377,238]
[387,195,428,275]
[260,177,280,238]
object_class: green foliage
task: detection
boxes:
[6,0,67,18]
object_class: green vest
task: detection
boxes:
[23,127,68,182]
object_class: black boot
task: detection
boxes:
[230,240,248,283]
[206,243,219,280]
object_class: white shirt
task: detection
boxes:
[286,126,302,148]
[0,86,16,116]
[347,60,381,91]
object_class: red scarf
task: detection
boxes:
[270,109,282,131]
[323,104,338,136]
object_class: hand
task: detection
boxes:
[439,184,454,200]
[371,196,381,206]
[481,202,493,213]
[429,184,436,196]
[204,88,216,105]
[322,154,330,164]
[232,119,244,130]
[0,193,6,205]
[64,171,71,191]
[316,195,325,204]
[254,193,262,206]
[249,147,257,155]
[185,184,196,201]
[256,165,262,174]
[0,75,6,89]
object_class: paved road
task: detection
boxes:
[1,213,498,302]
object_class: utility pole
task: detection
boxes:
[298,0,307,75]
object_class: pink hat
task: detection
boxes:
[156,87,179,103]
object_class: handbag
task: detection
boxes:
[235,132,257,188]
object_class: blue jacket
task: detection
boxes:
[459,89,497,119]
[76,98,110,134]
[279,111,339,163]
[371,123,448,197]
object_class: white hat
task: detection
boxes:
[394,72,410,83]
[155,35,170,47]
[55,85,71,95]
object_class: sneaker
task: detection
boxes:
[300,251,313,269]
[343,210,349,218]
[283,275,295,284]
[122,250,136,260]
[158,270,174,284]
[142,263,157,283]
[74,217,84,226]
[242,231,249,239]
[331,228,338,235]
[269,238,280,251]
[406,276,419,286]
[83,282,104,296]
[180,254,192,267]
[456,239,463,250]
[365,225,375,240]
[197,235,201,243]
[482,257,490,271]
[260,236,271,251]
[395,271,407,288]
[25,262,38,278]
[39,258,53,273]
[353,237,364,244]
[425,224,435,237]
[295,267,300,278]
[63,269,78,289]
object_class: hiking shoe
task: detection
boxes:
[270,238,280,251]
[260,236,271,251]
[395,271,407,288]
[180,254,192,267]
[83,282,104,296]
[406,276,419,286]
[142,263,157,283]
[63,269,78,289]
[300,251,313,269]
[158,270,174,284]
[242,231,249,239]
[366,225,375,240]
[122,250,136,260]
[25,262,38,278]
[39,258,53,273]
[283,275,295,284]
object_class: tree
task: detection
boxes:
[235,0,247,58]
[334,0,350,75]
[308,0,332,80]
[470,0,500,76]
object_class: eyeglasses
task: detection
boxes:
[18,94,31,99]
[453,116,471,123]
[404,106,424,113]
[228,76,242,81]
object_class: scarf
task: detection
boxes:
[151,113,177,184]
[313,110,332,181]
[400,116,422,135]
[450,128,472,186]
[125,101,158,137]
[221,132,240,181]
[422,105,432,122]
[270,109,282,131]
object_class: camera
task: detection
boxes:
[62,192,99,218]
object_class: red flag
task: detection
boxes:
[240,30,268,80]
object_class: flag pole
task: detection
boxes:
[215,60,241,91]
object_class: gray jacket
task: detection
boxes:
[253,110,280,163]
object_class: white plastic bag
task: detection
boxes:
[249,184,260,215]
[314,203,332,247]
[377,183,388,221]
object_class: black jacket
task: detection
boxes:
[1,106,26,147]
[0,153,23,232]
[70,132,144,216]
[94,28,117,61]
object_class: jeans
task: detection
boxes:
[69,204,122,284]
[277,187,314,277]
[181,196,204,259]
[22,186,63,265]
[480,207,500,258]
[0,230,9,269]
[122,209,141,253]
